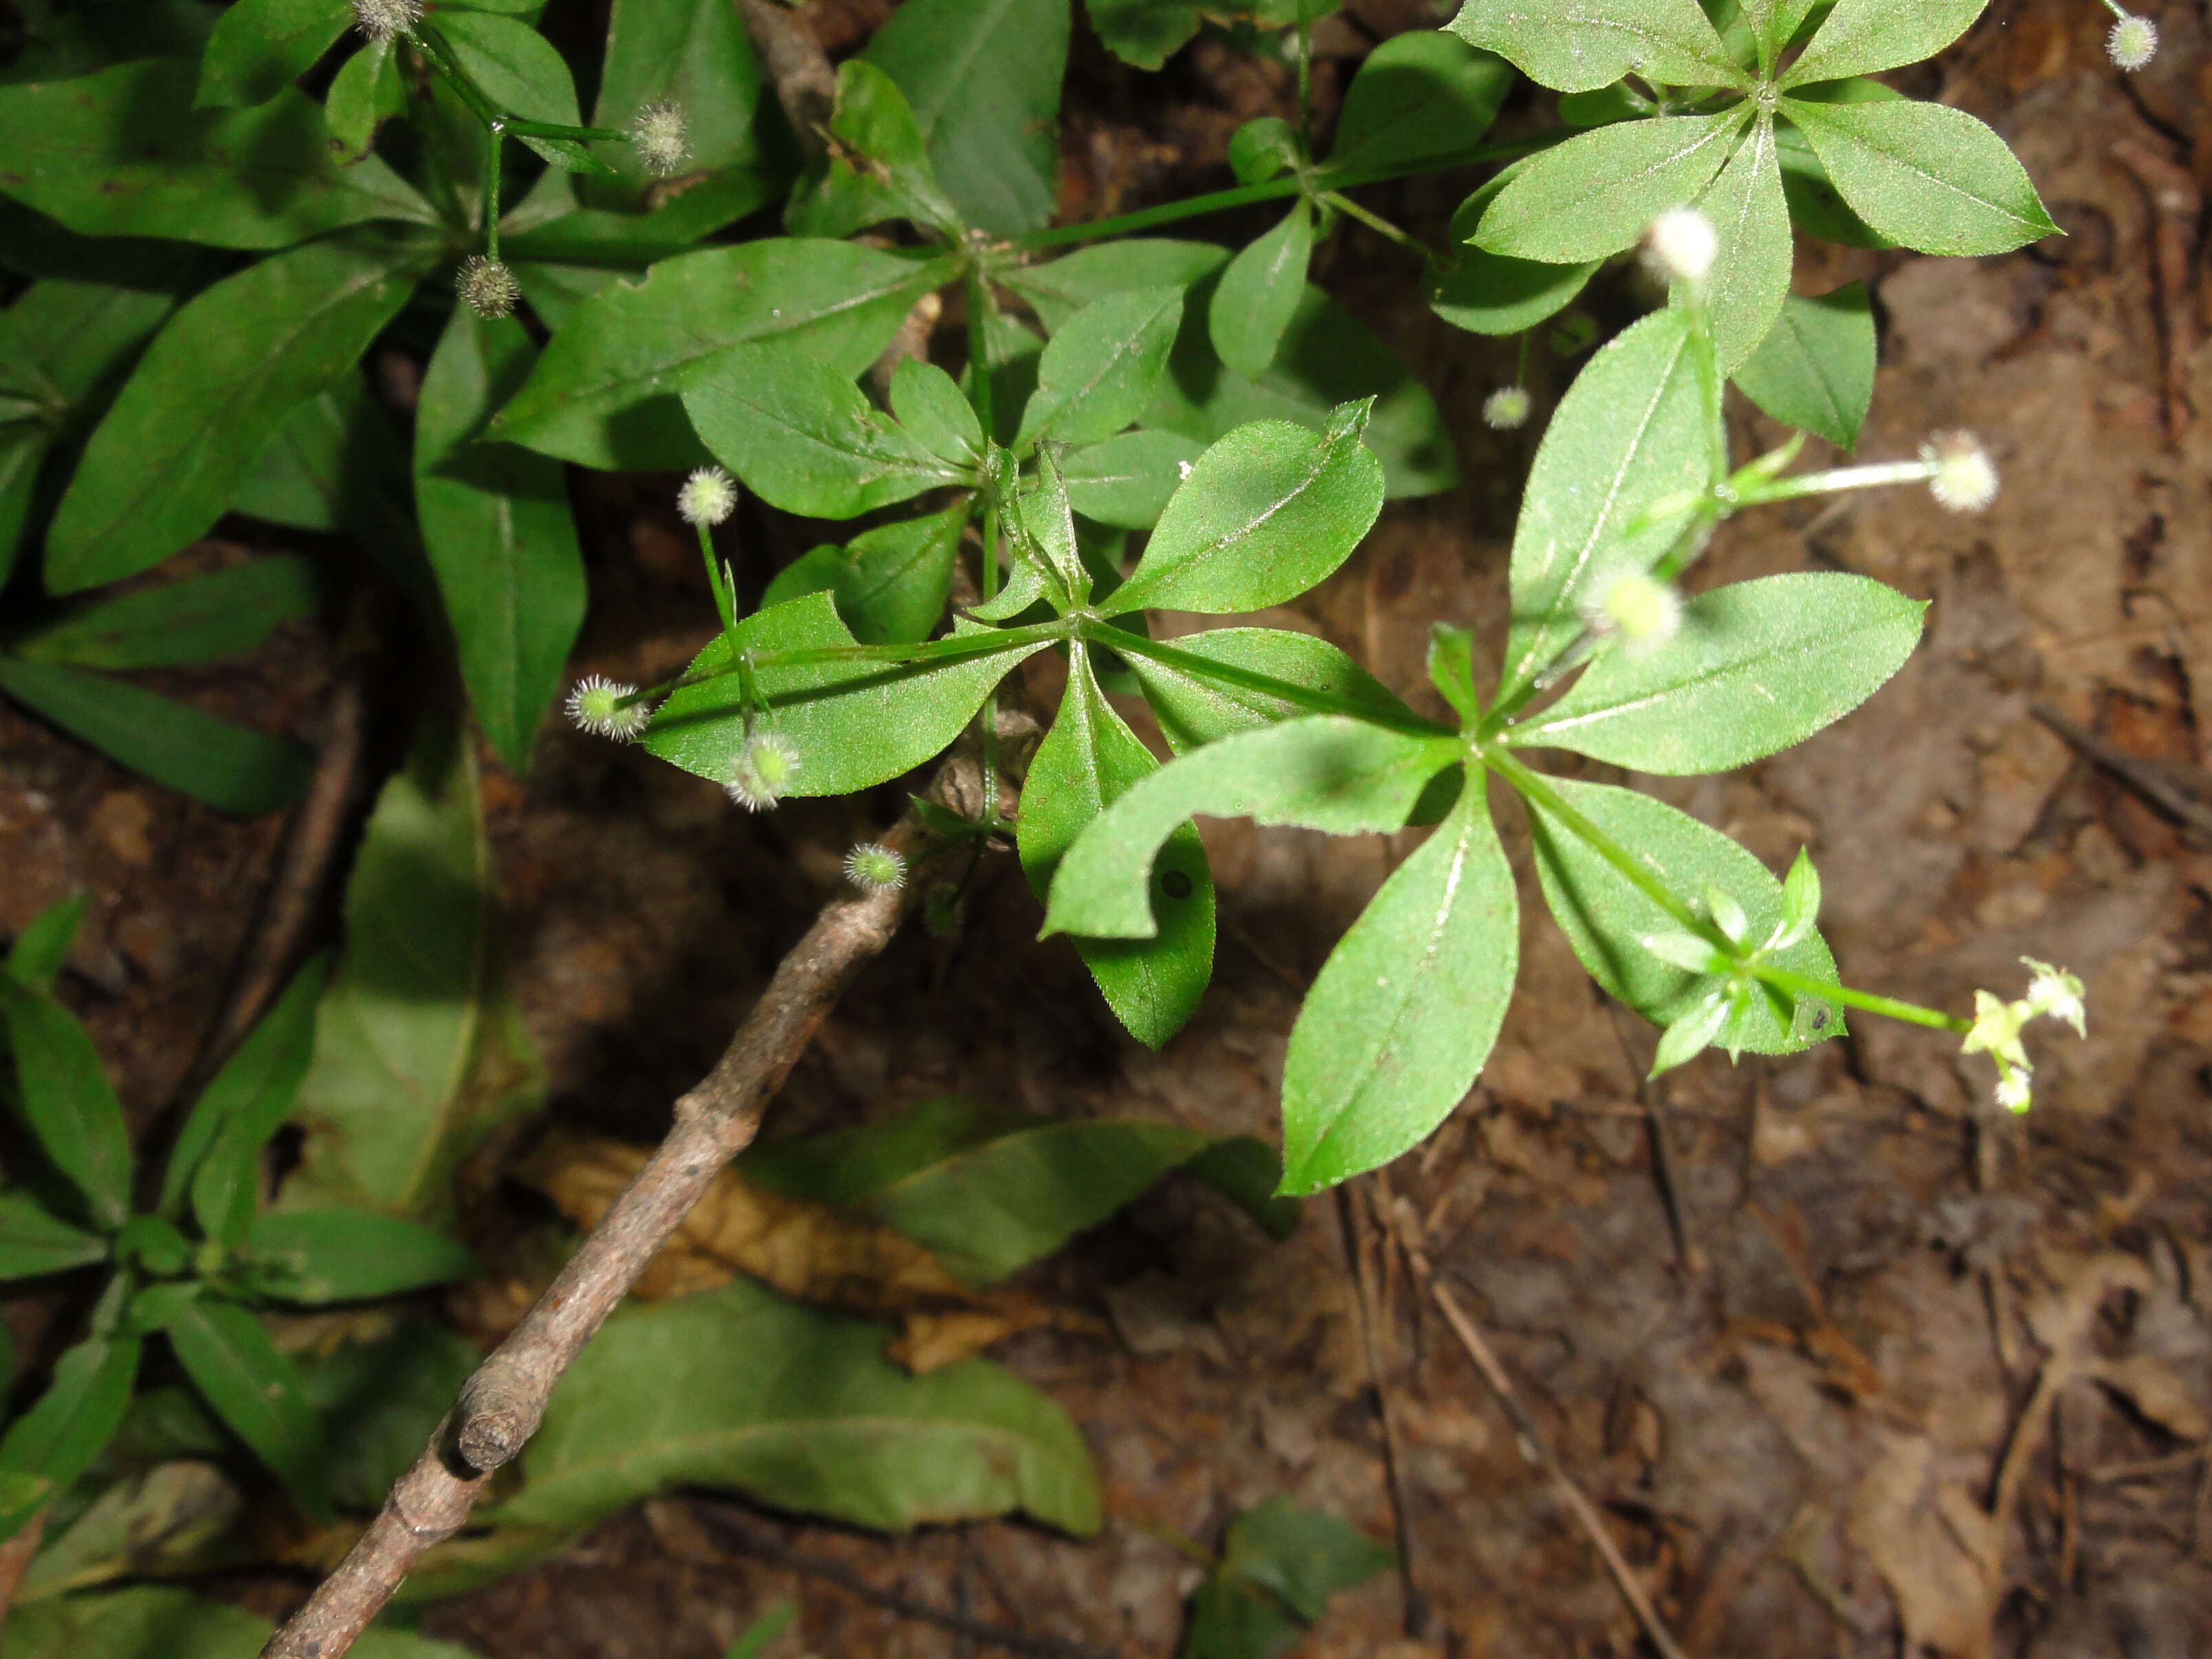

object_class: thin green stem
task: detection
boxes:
[414,23,626,150]
[966,285,1001,825]
[1320,191,1443,264]
[1012,139,1553,253]
[1489,747,1717,941]
[482,122,502,261]
[1092,625,1454,737]
[1295,15,1313,148]
[696,522,734,632]
[1680,283,1731,491]
[1754,967,1968,1034]
[1738,459,1935,506]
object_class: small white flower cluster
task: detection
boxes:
[566,676,654,741]
[1961,957,2087,1113]
[677,466,737,528]
[1922,431,1999,513]
[1582,566,1683,656]
[844,842,906,893]
[351,0,421,43]
[1644,207,1717,286]
[2107,9,2159,71]
[632,102,690,176]
[727,731,799,811]
[1482,386,1532,431]
[457,255,520,321]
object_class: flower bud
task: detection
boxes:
[632,101,690,176]
[1644,208,1717,286]
[2107,12,2158,70]
[457,255,520,321]
[351,0,421,43]
[1921,431,1998,513]
[1582,566,1682,655]
[565,676,652,741]
[844,842,907,893]
[677,466,737,528]
[726,732,800,811]
[1482,386,1532,431]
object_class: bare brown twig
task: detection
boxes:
[1376,1194,1690,1659]
[260,750,1000,1659]
[1334,1181,1431,1640]
[732,0,835,167]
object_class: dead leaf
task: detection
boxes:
[517,1130,1070,1371]
[1845,1435,1999,1659]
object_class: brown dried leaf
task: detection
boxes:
[1845,1435,1999,1659]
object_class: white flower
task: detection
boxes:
[677,466,737,528]
[843,843,907,892]
[1961,961,2086,1114]
[1482,386,1532,431]
[1644,208,1717,286]
[566,676,652,741]
[1582,566,1682,655]
[2021,957,2087,1037]
[456,255,520,321]
[351,0,421,43]
[632,102,690,176]
[726,732,799,811]
[2107,12,2159,71]
[1922,431,1999,513]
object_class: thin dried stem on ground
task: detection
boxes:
[259,745,1009,1659]
[1376,1190,1691,1659]
[1334,1181,1432,1640]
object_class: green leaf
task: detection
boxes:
[683,342,968,519]
[1779,96,2056,255]
[14,558,321,672]
[1496,308,1708,705]
[0,61,430,248]
[14,1460,245,1600]
[1125,628,1418,754]
[6,1586,476,1658]
[743,1095,1288,1285]
[232,374,411,535]
[862,0,1069,237]
[1001,239,1228,331]
[298,1317,480,1512]
[1020,647,1215,1049]
[1524,776,1840,1053]
[1008,445,1086,606]
[284,722,541,1222]
[584,0,774,227]
[498,1278,1101,1534]
[1781,0,1984,87]
[1731,282,1875,448]
[1209,202,1313,381]
[0,275,181,430]
[1513,572,1924,771]
[496,242,954,471]
[434,12,599,173]
[45,235,423,594]
[1324,31,1513,175]
[195,0,350,108]
[889,359,983,468]
[415,308,586,774]
[1220,1496,1395,1623]
[1085,0,1203,69]
[0,431,45,592]
[1061,429,1204,529]
[1228,117,1300,186]
[1045,715,1458,941]
[1428,168,1600,337]
[165,958,328,1245]
[0,1192,108,1280]
[6,892,87,990]
[1446,0,1747,93]
[1690,112,1790,374]
[137,1287,330,1522]
[0,973,134,1231]
[644,592,1050,798]
[1107,403,1383,617]
[1775,98,1895,248]
[1778,847,1821,947]
[0,1322,140,1539]
[833,502,967,645]
[1279,784,1516,1193]
[1019,286,1184,447]
[1474,109,1750,262]
[787,59,961,239]
[0,658,312,816]
[325,36,405,165]
[237,1210,476,1303]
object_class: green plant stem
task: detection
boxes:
[1012,140,1551,253]
[482,124,502,261]
[967,275,1001,824]
[1681,284,1730,491]
[413,23,628,147]
[1320,191,1443,264]
[696,523,734,632]
[1091,624,1454,736]
[1738,459,1935,506]
[1753,966,1967,1034]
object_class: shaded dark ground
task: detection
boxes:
[3,1,2209,1655]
